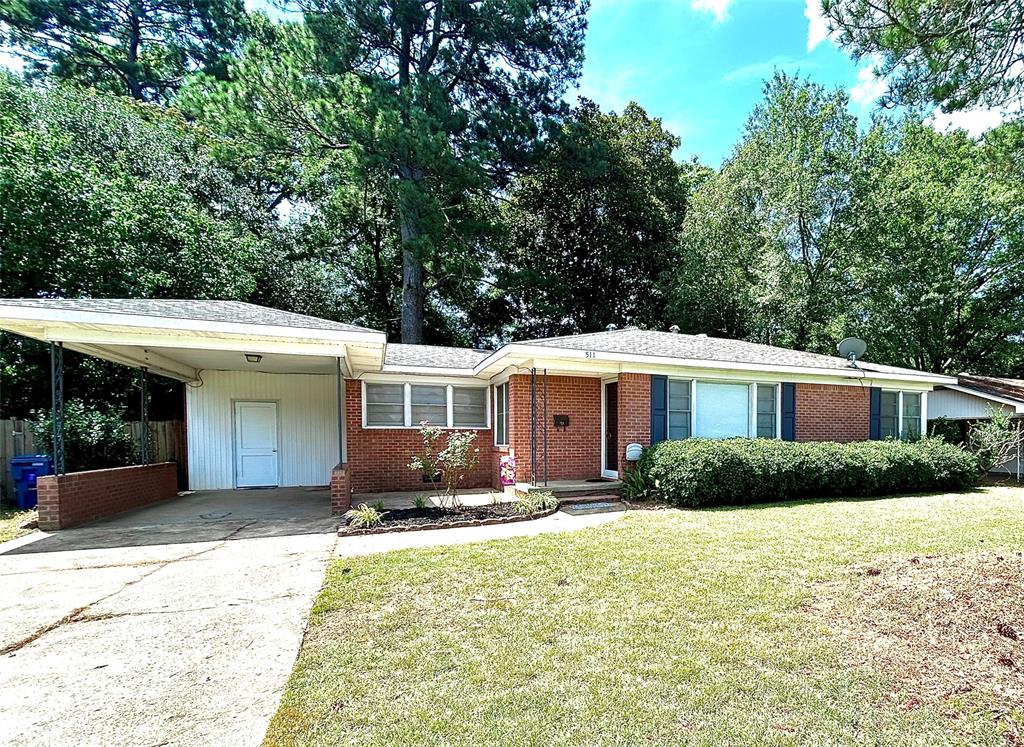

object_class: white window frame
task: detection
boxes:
[881,389,928,440]
[667,378,694,440]
[667,377,782,440]
[362,380,490,429]
[494,382,509,446]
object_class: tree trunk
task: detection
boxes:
[398,164,425,343]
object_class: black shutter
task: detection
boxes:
[650,375,667,444]
[781,383,796,441]
[869,387,881,440]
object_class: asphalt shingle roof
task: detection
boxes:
[957,374,1024,403]
[521,328,939,377]
[384,343,491,369]
[0,299,380,334]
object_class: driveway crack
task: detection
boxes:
[1,522,256,656]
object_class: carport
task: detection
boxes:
[0,299,386,529]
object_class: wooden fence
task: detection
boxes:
[0,419,186,502]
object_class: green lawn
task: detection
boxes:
[0,506,36,543]
[266,487,1024,747]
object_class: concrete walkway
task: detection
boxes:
[0,488,338,747]
[337,506,626,557]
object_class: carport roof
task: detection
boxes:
[0,298,387,381]
[0,299,379,334]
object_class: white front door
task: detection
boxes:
[234,401,279,487]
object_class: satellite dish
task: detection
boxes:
[837,337,867,367]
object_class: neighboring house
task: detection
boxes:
[0,299,957,527]
[928,374,1024,478]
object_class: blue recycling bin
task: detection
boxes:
[10,455,54,510]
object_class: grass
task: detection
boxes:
[265,487,1024,747]
[0,506,36,543]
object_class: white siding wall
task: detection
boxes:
[927,388,1015,420]
[186,371,340,490]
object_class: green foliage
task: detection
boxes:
[412,495,429,509]
[823,0,1024,112]
[847,118,1024,374]
[620,463,654,502]
[513,491,558,515]
[928,417,965,445]
[30,399,138,472]
[640,438,980,508]
[968,407,1023,473]
[0,0,247,101]
[496,99,693,337]
[409,425,480,508]
[344,503,384,529]
[668,73,860,352]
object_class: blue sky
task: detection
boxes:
[576,0,873,166]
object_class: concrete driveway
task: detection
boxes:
[0,488,339,747]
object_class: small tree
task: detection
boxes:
[968,407,1023,476]
[409,424,480,509]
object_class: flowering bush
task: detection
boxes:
[409,424,480,508]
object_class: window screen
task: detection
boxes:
[668,379,692,439]
[756,384,777,438]
[880,391,900,439]
[494,383,509,445]
[365,383,404,426]
[695,382,749,438]
[410,385,447,425]
[902,392,922,439]
[453,387,487,428]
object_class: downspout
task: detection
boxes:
[543,369,549,487]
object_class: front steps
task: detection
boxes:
[509,479,623,502]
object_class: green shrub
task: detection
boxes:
[31,399,137,472]
[640,437,980,508]
[344,503,385,529]
[513,491,558,515]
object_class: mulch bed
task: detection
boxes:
[339,503,558,536]
[809,551,1024,740]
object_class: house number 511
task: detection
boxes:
[585,351,596,358]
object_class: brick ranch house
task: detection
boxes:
[0,299,957,529]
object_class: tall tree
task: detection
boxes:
[187,1,588,343]
[0,74,277,416]
[823,0,1024,112]
[668,74,861,352]
[496,100,695,338]
[0,0,247,101]
[847,118,1024,374]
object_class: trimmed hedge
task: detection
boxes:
[637,437,980,508]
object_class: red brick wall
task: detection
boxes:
[617,373,651,471]
[345,380,496,494]
[35,462,179,531]
[507,374,602,483]
[794,383,870,442]
[330,463,351,514]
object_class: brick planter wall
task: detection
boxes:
[794,383,870,442]
[330,464,351,514]
[507,373,602,483]
[35,462,179,531]
[345,381,496,494]
[617,373,652,472]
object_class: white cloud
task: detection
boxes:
[0,49,25,73]
[804,0,830,52]
[928,105,1018,137]
[691,0,732,23]
[723,55,816,83]
[849,59,886,108]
